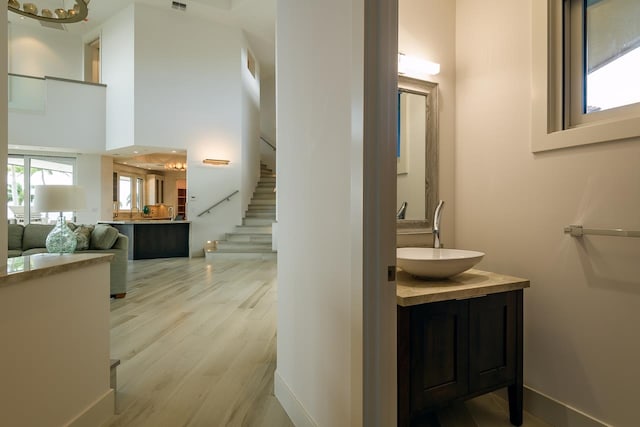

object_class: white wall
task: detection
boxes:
[99,156,114,221]
[0,260,113,426]
[240,41,261,215]
[8,22,83,79]
[275,0,367,425]
[75,154,108,224]
[112,3,253,255]
[260,72,277,172]
[102,5,136,151]
[455,1,640,426]
[399,0,456,242]
[8,78,106,152]
[260,73,276,143]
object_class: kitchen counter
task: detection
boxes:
[396,268,530,306]
[100,219,190,224]
[99,220,190,260]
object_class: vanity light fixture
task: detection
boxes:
[398,53,440,77]
[203,159,230,166]
[8,0,90,24]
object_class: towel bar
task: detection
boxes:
[564,225,640,238]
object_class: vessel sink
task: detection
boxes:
[397,247,485,279]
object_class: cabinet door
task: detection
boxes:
[410,299,469,411]
[468,292,516,392]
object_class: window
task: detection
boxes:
[119,176,132,210]
[532,0,640,152]
[113,171,145,213]
[7,155,75,224]
[566,0,640,126]
[136,178,144,211]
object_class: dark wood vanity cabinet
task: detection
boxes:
[398,289,523,426]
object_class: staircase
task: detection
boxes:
[206,163,276,259]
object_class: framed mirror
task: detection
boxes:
[397,75,439,226]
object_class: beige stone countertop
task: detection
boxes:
[397,268,530,307]
[0,253,113,288]
[99,220,191,224]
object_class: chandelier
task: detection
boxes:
[165,161,187,172]
[8,0,90,24]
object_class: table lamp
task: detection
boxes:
[33,185,86,254]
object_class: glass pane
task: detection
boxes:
[136,178,144,210]
[30,158,74,224]
[8,75,46,112]
[119,176,132,210]
[7,157,25,223]
[585,0,640,113]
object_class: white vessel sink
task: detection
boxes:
[397,247,485,279]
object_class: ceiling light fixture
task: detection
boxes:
[165,161,187,171]
[203,159,230,166]
[8,1,90,24]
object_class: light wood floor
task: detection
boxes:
[105,257,550,427]
[105,257,292,427]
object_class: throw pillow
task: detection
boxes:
[90,224,119,250]
[22,224,55,251]
[8,224,24,250]
[73,225,94,251]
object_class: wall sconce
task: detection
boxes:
[202,159,230,166]
[398,53,440,77]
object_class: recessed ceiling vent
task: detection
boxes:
[39,21,67,31]
[171,1,187,11]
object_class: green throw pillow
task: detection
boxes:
[22,224,55,251]
[74,225,94,251]
[90,224,119,250]
[8,224,24,250]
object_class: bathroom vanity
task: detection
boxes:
[397,269,529,426]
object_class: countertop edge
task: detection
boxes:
[0,253,114,288]
[396,268,530,307]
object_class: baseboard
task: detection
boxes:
[494,386,610,427]
[65,389,114,427]
[274,370,317,427]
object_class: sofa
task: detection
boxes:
[8,223,129,298]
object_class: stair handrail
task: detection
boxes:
[260,136,276,151]
[197,190,239,217]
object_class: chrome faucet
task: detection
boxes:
[433,200,444,248]
[396,201,408,219]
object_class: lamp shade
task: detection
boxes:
[33,185,86,212]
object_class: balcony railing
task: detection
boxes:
[8,73,107,112]
[8,73,46,112]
